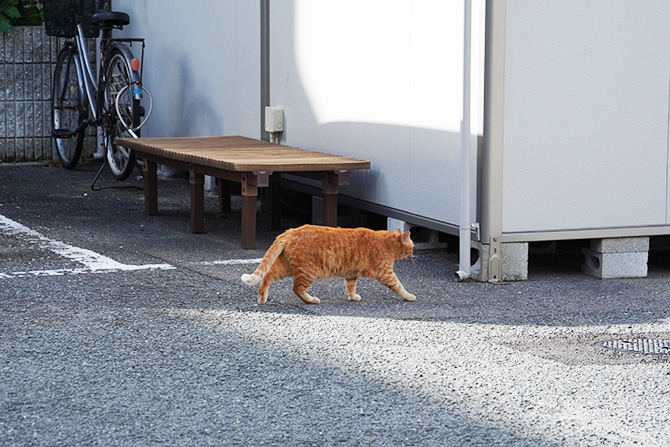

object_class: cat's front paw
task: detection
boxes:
[299,293,321,304]
[403,293,416,302]
[349,293,362,302]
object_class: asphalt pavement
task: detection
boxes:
[1,161,669,446]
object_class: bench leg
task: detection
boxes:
[143,157,158,215]
[190,167,205,234]
[323,193,338,226]
[241,174,258,249]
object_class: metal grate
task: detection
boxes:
[1,27,95,163]
[600,338,670,355]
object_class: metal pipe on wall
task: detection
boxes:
[260,0,270,142]
[455,0,473,282]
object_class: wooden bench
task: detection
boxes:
[116,135,371,249]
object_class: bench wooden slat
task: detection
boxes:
[115,135,370,249]
[117,135,370,172]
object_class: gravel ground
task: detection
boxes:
[1,163,669,446]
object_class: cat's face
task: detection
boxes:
[394,229,414,259]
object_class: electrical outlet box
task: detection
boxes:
[264,107,284,132]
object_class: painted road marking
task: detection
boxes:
[0,214,175,279]
[196,258,263,266]
[0,214,263,280]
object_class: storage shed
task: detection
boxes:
[116,0,670,280]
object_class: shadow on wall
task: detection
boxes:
[172,56,225,136]
[266,0,473,227]
[116,0,474,227]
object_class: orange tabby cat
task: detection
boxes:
[241,224,416,304]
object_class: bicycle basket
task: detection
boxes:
[44,0,100,38]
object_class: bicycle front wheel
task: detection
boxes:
[52,45,86,169]
[103,48,140,181]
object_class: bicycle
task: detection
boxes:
[45,0,152,180]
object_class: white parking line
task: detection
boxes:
[0,214,175,279]
[196,258,263,266]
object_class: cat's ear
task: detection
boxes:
[393,228,402,234]
[401,230,412,244]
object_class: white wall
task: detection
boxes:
[269,0,484,227]
[114,0,484,231]
[501,0,670,234]
[115,1,670,241]
[115,0,261,139]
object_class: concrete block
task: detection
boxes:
[581,237,649,279]
[582,248,648,279]
[386,218,447,250]
[591,237,649,253]
[582,249,648,279]
[157,164,186,179]
[204,175,217,192]
[387,217,412,233]
[471,241,528,282]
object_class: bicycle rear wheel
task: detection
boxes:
[103,47,140,181]
[51,45,86,169]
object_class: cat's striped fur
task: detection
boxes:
[241,224,415,304]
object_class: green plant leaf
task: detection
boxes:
[0,0,19,9]
[0,17,10,34]
[23,5,42,25]
[5,5,20,18]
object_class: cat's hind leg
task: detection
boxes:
[257,258,290,304]
[377,271,416,302]
[292,272,320,304]
[345,278,361,301]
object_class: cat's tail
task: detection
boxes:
[240,238,285,286]
[240,272,262,285]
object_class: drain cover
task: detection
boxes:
[600,338,670,355]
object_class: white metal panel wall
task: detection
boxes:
[114,0,261,139]
[269,0,485,227]
[502,0,670,233]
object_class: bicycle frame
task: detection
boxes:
[69,22,145,131]
[74,22,99,119]
[51,0,153,180]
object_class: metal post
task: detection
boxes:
[456,0,473,281]
[260,0,270,142]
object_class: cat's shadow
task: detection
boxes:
[246,248,670,329]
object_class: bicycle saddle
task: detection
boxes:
[91,10,130,27]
